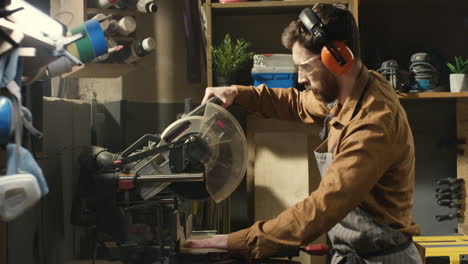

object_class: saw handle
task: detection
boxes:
[187,96,222,117]
[302,244,330,256]
[120,134,162,159]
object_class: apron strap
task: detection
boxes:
[319,113,334,141]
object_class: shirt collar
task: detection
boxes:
[329,65,370,126]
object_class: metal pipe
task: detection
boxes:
[136,173,204,183]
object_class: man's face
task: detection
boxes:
[292,42,339,103]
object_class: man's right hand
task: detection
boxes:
[202,86,238,108]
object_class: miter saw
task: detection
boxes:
[71,97,248,264]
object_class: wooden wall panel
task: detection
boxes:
[247,116,325,264]
[456,98,468,234]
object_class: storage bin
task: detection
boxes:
[251,54,297,88]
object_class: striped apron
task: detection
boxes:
[314,138,422,264]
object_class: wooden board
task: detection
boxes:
[349,0,359,24]
[398,92,468,100]
[86,8,136,16]
[63,63,136,79]
[247,116,325,264]
[211,0,350,9]
[205,1,214,87]
[456,98,468,234]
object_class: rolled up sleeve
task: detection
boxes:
[234,85,329,125]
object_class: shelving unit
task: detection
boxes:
[202,1,466,102]
[398,92,468,100]
[201,0,358,87]
[50,0,142,78]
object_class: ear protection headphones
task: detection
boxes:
[299,8,354,75]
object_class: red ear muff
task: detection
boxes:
[321,41,354,75]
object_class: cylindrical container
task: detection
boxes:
[124,37,155,64]
[46,56,74,77]
[137,0,158,13]
[112,37,154,64]
[66,19,108,63]
[91,13,110,31]
[117,16,136,36]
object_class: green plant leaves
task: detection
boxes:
[211,34,255,78]
[447,56,468,74]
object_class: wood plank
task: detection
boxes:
[206,2,214,86]
[212,0,350,15]
[63,63,136,79]
[212,0,350,9]
[50,0,84,28]
[246,117,257,224]
[456,98,468,235]
[86,8,137,16]
[248,116,324,264]
[350,0,359,24]
[398,92,468,99]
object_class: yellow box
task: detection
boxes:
[414,236,468,264]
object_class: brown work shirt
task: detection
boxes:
[228,66,421,259]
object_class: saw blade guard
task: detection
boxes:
[199,102,248,203]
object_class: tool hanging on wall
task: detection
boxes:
[434,177,465,222]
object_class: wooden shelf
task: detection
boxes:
[397,92,468,99]
[86,8,137,16]
[63,63,136,78]
[211,0,350,14]
[212,0,349,9]
[112,36,135,42]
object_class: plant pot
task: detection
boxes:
[215,76,232,86]
[450,74,468,92]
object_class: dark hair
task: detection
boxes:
[282,3,360,58]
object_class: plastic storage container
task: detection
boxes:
[251,54,297,88]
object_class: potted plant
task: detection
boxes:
[212,34,254,86]
[447,56,468,92]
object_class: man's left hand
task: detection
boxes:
[184,234,229,249]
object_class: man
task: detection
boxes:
[186,4,423,263]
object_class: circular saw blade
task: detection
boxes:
[199,102,248,203]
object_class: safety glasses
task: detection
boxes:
[297,55,321,73]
